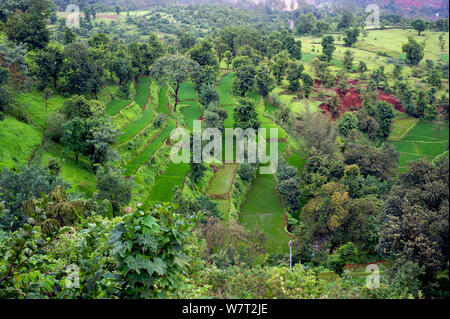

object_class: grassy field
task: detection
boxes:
[390,120,449,171]
[207,164,237,195]
[157,84,171,113]
[134,76,151,109]
[0,116,43,169]
[180,100,202,130]
[16,92,65,129]
[105,99,132,116]
[218,73,235,106]
[117,108,155,144]
[124,120,176,176]
[239,175,291,253]
[178,81,197,101]
[147,162,190,202]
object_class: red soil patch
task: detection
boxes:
[97,14,120,20]
[376,91,406,112]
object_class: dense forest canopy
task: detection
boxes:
[0,0,449,300]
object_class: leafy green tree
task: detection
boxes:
[344,143,398,181]
[343,50,354,71]
[343,28,360,47]
[109,203,195,298]
[255,66,275,98]
[295,13,316,35]
[277,160,301,213]
[233,97,260,130]
[402,36,425,66]
[271,51,289,85]
[411,18,427,35]
[321,35,335,62]
[188,40,219,70]
[0,165,65,231]
[150,55,199,109]
[232,63,256,96]
[96,166,133,216]
[199,84,219,107]
[301,73,314,98]
[63,27,76,44]
[428,69,442,89]
[338,10,354,30]
[337,112,359,136]
[62,117,89,162]
[223,50,233,68]
[35,42,64,89]
[378,159,449,277]
[5,10,49,50]
[326,242,359,274]
[375,101,394,137]
[287,62,304,93]
[358,61,368,74]
[0,67,11,116]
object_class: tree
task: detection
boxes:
[5,10,49,50]
[344,143,398,181]
[63,27,76,44]
[224,50,233,69]
[277,160,301,213]
[0,67,11,116]
[378,159,449,277]
[0,165,65,231]
[337,112,359,136]
[343,50,354,72]
[188,40,219,70]
[301,73,314,98]
[232,63,256,96]
[233,97,260,130]
[375,101,394,137]
[411,18,427,36]
[402,36,425,66]
[255,66,275,98]
[428,69,442,89]
[295,13,316,35]
[271,51,289,85]
[96,166,133,216]
[321,35,335,63]
[61,43,103,96]
[150,55,199,110]
[338,10,354,30]
[358,61,368,74]
[62,117,89,162]
[343,28,359,47]
[287,62,304,93]
[43,88,52,111]
[86,120,120,166]
[199,84,219,107]
[35,42,64,89]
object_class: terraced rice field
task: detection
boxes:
[106,99,132,116]
[390,120,449,172]
[124,120,176,176]
[134,76,151,108]
[157,84,171,113]
[147,162,190,202]
[218,73,235,107]
[180,100,202,130]
[239,174,291,253]
[207,164,238,196]
[118,108,155,144]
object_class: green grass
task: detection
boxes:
[147,162,190,202]
[240,176,290,253]
[0,116,43,169]
[105,99,132,116]
[178,81,197,101]
[134,76,151,109]
[287,152,306,175]
[16,91,65,130]
[207,164,237,195]
[215,199,230,221]
[39,141,96,197]
[157,84,170,113]
[388,117,419,141]
[117,108,155,144]
[180,100,203,130]
[124,120,176,176]
[390,120,449,170]
[218,73,235,106]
